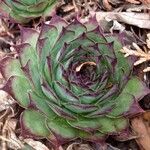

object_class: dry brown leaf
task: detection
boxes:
[0,19,14,38]
[103,0,112,10]
[146,33,150,49]
[0,51,6,59]
[120,33,150,72]
[75,61,96,72]
[110,20,125,32]
[126,4,150,12]
[0,20,6,35]
[0,91,14,112]
[140,0,150,4]
[1,117,51,150]
[66,143,94,150]
[6,119,24,149]
[23,139,49,150]
[91,11,150,29]
[0,72,15,112]
[126,0,150,4]
[0,73,4,86]
[126,0,141,4]
[131,112,150,150]
[0,110,24,150]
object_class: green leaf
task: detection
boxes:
[122,77,150,99]
[29,91,57,119]
[86,28,106,43]
[10,11,31,23]
[108,77,149,117]
[15,43,42,95]
[47,117,78,140]
[50,29,75,63]
[2,76,31,108]
[98,117,128,133]
[68,116,128,134]
[3,0,57,23]
[0,57,24,80]
[106,36,132,82]
[67,19,87,37]
[64,103,97,114]
[53,81,79,103]
[0,1,11,14]
[20,28,39,48]
[16,43,38,66]
[84,17,98,31]
[79,130,105,142]
[108,93,134,117]
[21,109,51,137]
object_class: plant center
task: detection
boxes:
[75,62,97,85]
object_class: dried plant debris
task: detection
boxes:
[57,0,99,21]
[0,1,150,150]
[0,19,13,38]
[0,38,11,53]
[65,142,121,150]
[1,15,149,150]
[126,0,141,4]
[131,111,150,150]
[0,18,19,54]
[22,138,50,150]
[0,91,14,112]
[100,0,150,10]
[0,107,23,150]
[0,107,50,150]
[91,11,150,29]
[139,0,150,4]
[0,72,15,112]
[120,33,150,72]
[66,143,94,150]
[127,0,150,4]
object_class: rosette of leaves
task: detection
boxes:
[0,0,57,23]
[0,16,149,148]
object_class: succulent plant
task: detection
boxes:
[0,0,57,23]
[0,16,149,148]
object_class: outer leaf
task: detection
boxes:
[0,0,57,23]
[122,77,150,100]
[108,77,149,117]
[0,57,24,80]
[20,28,39,48]
[21,109,51,138]
[1,76,31,108]
[68,117,128,133]
[29,91,57,119]
[47,118,78,141]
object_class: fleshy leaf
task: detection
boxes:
[20,27,39,48]
[0,57,25,80]
[67,19,87,37]
[64,103,98,114]
[0,0,58,23]
[68,117,128,133]
[122,77,150,100]
[2,76,31,108]
[47,117,78,141]
[108,77,149,117]
[29,91,57,119]
[53,81,79,103]
[21,109,51,138]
